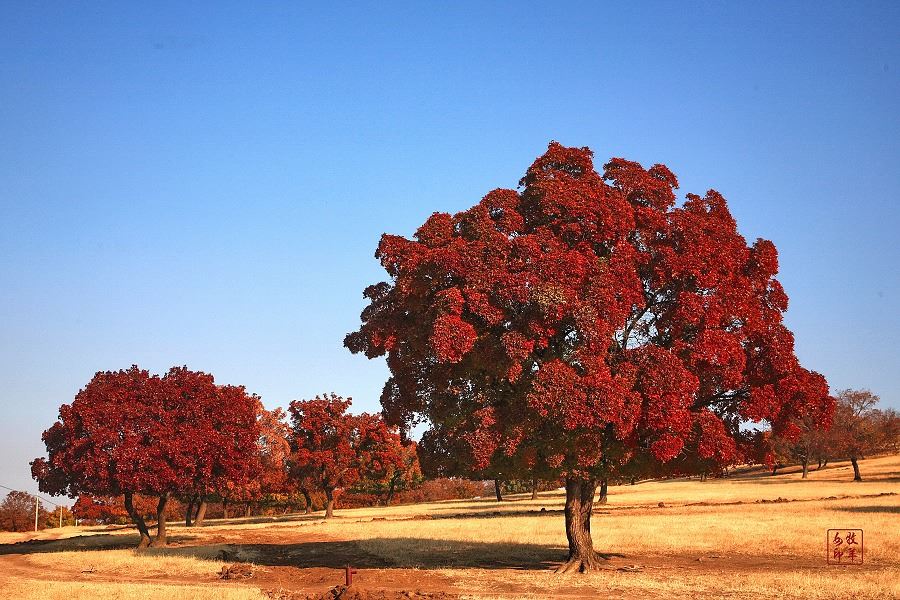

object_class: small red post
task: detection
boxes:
[345,564,358,586]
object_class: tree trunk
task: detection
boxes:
[771,465,778,476]
[124,491,152,548]
[194,499,207,526]
[557,478,604,573]
[222,499,229,520]
[386,477,397,506]
[185,495,196,527]
[629,477,636,485]
[817,457,823,469]
[700,472,707,482]
[597,478,608,504]
[150,493,169,547]
[822,458,829,468]
[302,489,313,514]
[324,488,335,519]
[802,458,809,479]
[531,478,538,501]
[851,456,862,481]
[494,479,503,502]
[245,502,252,518]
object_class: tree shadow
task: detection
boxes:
[0,532,200,555]
[833,505,900,514]
[426,508,565,520]
[187,512,326,527]
[235,537,623,571]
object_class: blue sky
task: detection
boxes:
[1,2,898,498]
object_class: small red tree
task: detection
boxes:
[351,420,421,505]
[288,394,394,518]
[346,142,833,571]
[32,365,261,547]
[240,406,293,517]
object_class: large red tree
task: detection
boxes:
[346,142,833,572]
[32,366,260,547]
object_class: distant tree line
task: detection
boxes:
[767,389,898,480]
[0,490,74,532]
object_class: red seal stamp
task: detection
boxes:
[827,529,863,565]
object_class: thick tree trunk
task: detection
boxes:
[302,489,313,514]
[324,488,335,519]
[851,456,862,481]
[597,478,608,504]
[124,491,152,548]
[494,479,503,502]
[194,499,207,526]
[802,458,809,479]
[531,478,538,501]
[557,478,604,573]
[222,499,229,520]
[151,493,170,547]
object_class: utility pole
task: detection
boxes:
[34,497,39,532]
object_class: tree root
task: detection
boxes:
[555,552,640,574]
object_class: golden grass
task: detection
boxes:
[3,454,898,599]
[0,579,268,600]
[441,566,900,600]
[24,545,234,577]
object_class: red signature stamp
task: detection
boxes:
[827,529,863,565]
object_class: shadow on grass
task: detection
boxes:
[237,537,623,571]
[833,505,900,514]
[189,511,327,528]
[0,532,199,556]
[0,531,625,572]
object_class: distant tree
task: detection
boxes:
[242,406,293,516]
[351,418,418,505]
[288,394,394,518]
[32,366,260,547]
[874,408,900,455]
[764,371,834,478]
[72,495,129,524]
[0,491,41,532]
[832,389,893,481]
[346,142,833,572]
[384,441,424,505]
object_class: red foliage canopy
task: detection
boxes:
[32,366,261,513]
[346,142,834,482]
[287,394,405,515]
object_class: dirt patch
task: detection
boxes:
[219,562,254,579]
[266,586,455,599]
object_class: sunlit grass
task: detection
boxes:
[3,454,897,599]
[1,579,267,600]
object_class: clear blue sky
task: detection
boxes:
[2,2,898,499]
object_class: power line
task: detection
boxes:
[0,483,66,507]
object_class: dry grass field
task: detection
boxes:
[2,455,898,599]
